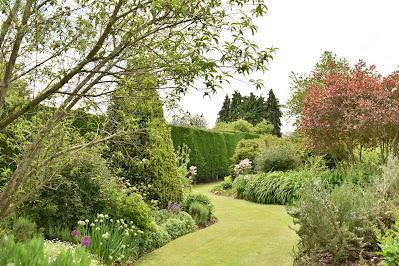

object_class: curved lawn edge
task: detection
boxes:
[136,183,297,266]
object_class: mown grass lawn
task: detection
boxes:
[137,183,297,266]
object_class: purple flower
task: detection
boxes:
[71,230,80,238]
[81,236,91,248]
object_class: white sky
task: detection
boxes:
[168,0,399,134]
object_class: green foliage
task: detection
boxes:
[170,125,259,182]
[255,144,301,172]
[379,220,399,266]
[162,212,196,240]
[289,181,395,265]
[0,234,91,266]
[154,210,196,240]
[19,150,108,233]
[232,163,326,204]
[188,202,210,225]
[265,89,282,137]
[76,214,145,264]
[217,91,281,131]
[211,175,234,195]
[102,180,154,231]
[175,144,193,193]
[105,86,183,206]
[12,217,36,243]
[253,119,274,135]
[183,193,214,223]
[140,225,171,252]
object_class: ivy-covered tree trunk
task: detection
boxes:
[105,80,182,206]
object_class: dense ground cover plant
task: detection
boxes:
[0,234,92,265]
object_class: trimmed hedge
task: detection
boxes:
[170,126,259,182]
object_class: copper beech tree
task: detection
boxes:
[300,61,399,162]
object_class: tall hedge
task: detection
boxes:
[170,126,259,182]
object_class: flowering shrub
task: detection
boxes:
[234,159,252,175]
[73,214,146,264]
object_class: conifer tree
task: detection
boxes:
[265,89,282,136]
[217,95,231,122]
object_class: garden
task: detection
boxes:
[2,1,399,266]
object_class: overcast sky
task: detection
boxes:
[167,0,399,134]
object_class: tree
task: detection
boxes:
[300,60,399,162]
[287,51,350,120]
[172,113,208,128]
[0,0,275,220]
[265,89,282,137]
[217,95,231,122]
[105,79,182,206]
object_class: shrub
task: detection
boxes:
[103,180,154,231]
[154,210,196,240]
[289,181,395,265]
[170,125,259,182]
[183,193,214,222]
[231,139,262,166]
[232,175,248,198]
[12,217,36,242]
[0,234,91,265]
[19,150,109,233]
[255,144,300,172]
[253,119,274,135]
[141,225,171,252]
[162,212,196,239]
[188,202,210,225]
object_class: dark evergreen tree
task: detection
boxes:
[229,91,243,122]
[217,95,231,122]
[265,89,282,137]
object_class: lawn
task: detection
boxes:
[136,183,297,266]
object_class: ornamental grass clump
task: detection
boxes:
[73,214,146,264]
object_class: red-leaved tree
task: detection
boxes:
[300,61,399,162]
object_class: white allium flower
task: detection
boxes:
[90,223,95,227]
[102,232,110,240]
[78,220,85,226]
[85,219,89,224]
[104,214,109,219]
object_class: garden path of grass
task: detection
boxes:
[136,183,297,266]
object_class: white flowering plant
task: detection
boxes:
[74,214,145,264]
[234,159,253,175]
